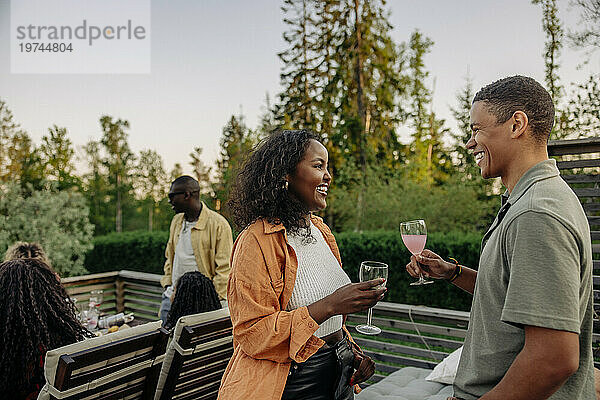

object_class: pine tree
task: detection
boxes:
[532,0,566,139]
[135,149,167,231]
[39,125,79,190]
[214,115,256,214]
[0,100,43,187]
[277,0,320,130]
[450,74,478,178]
[99,115,135,232]
[82,139,110,235]
[169,163,183,182]
[404,31,450,185]
[189,146,212,197]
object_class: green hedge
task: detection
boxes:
[86,230,482,311]
[335,231,481,312]
[85,231,169,275]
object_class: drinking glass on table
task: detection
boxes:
[89,289,104,309]
[400,219,433,286]
[355,261,388,335]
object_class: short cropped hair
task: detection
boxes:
[473,75,555,142]
[171,175,200,194]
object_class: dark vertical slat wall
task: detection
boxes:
[548,138,600,365]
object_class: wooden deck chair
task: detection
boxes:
[154,308,233,400]
[38,320,169,400]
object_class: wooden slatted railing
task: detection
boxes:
[347,303,469,383]
[62,271,119,316]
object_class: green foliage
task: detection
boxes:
[86,228,481,311]
[0,183,94,277]
[562,74,600,138]
[532,0,566,140]
[189,146,213,197]
[405,30,452,185]
[329,166,498,234]
[84,230,169,275]
[569,0,600,49]
[39,125,80,190]
[0,100,45,190]
[135,149,168,231]
[213,114,257,217]
[100,115,136,233]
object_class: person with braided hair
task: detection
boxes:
[4,241,52,265]
[4,241,61,282]
[164,271,222,330]
[0,258,93,400]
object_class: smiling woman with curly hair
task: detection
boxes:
[219,130,386,400]
[0,258,93,399]
[228,129,320,236]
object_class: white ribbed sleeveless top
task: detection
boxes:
[285,221,351,337]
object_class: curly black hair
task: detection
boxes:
[0,258,93,399]
[228,129,321,235]
[164,271,222,330]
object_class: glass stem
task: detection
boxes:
[366,307,374,326]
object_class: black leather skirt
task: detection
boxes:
[281,336,354,400]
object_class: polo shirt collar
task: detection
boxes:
[504,159,560,206]
[483,159,558,250]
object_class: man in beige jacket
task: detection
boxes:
[159,175,233,323]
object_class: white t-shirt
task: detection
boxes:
[168,219,199,294]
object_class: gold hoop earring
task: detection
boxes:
[284,181,289,190]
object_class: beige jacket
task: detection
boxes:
[160,202,233,299]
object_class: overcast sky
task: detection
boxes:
[0,0,598,175]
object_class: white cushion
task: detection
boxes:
[356,367,453,400]
[38,320,163,400]
[426,346,463,385]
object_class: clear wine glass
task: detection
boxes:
[400,219,434,286]
[355,261,388,335]
[89,289,104,308]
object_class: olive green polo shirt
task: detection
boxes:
[454,159,595,400]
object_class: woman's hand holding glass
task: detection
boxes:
[307,279,386,324]
[405,249,456,280]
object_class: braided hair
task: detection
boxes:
[0,259,93,398]
[164,271,222,330]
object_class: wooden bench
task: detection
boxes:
[38,321,169,400]
[154,308,233,400]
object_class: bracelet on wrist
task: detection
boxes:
[447,257,462,282]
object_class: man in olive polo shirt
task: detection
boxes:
[406,76,594,399]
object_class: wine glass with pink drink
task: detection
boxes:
[400,219,434,286]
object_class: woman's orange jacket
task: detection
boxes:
[217,215,357,399]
